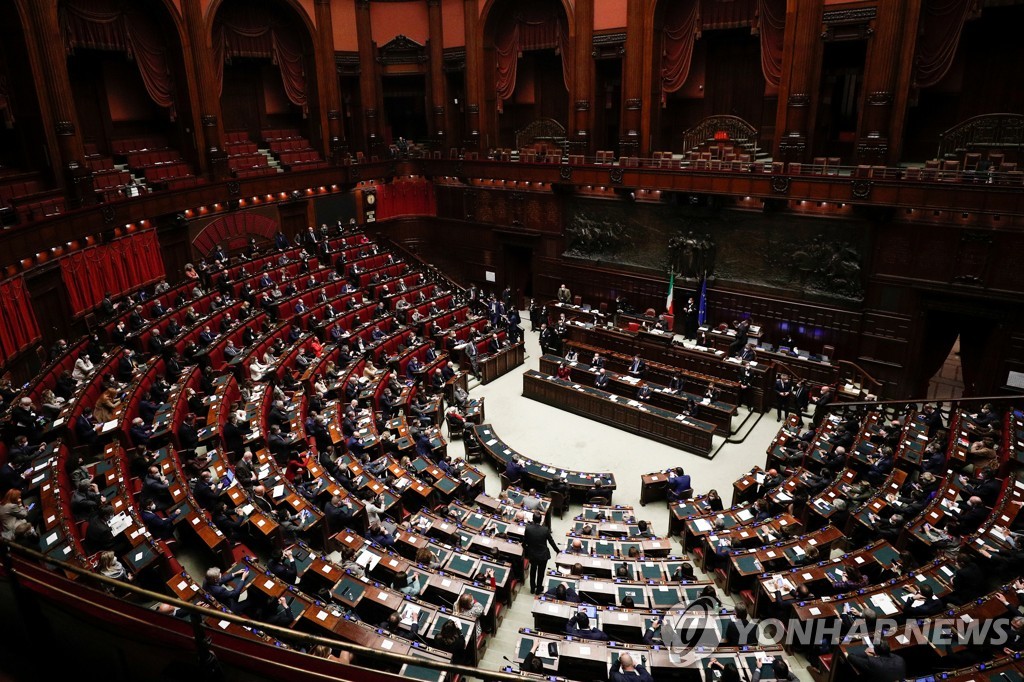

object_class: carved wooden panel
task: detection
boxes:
[989,233,1024,293]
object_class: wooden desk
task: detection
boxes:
[470,424,617,502]
[478,341,525,384]
[563,324,770,411]
[539,355,736,434]
[523,370,716,457]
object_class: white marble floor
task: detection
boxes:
[455,320,814,680]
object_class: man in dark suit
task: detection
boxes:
[722,605,756,646]
[609,653,651,682]
[961,469,1001,507]
[595,369,610,389]
[667,468,692,501]
[774,374,792,422]
[234,450,258,489]
[192,470,222,510]
[566,610,610,642]
[75,407,101,450]
[950,495,988,535]
[178,413,199,453]
[811,386,834,427]
[140,498,177,540]
[524,512,559,594]
[539,324,558,356]
[222,415,248,459]
[129,418,152,449]
[118,350,138,382]
[267,425,292,463]
[738,343,757,363]
[627,355,646,377]
[738,365,755,410]
[198,326,216,347]
[204,566,249,613]
[729,319,750,356]
[847,641,906,682]
[899,584,945,619]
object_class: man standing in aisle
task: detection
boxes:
[523,512,559,594]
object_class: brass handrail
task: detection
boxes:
[821,394,1022,413]
[0,541,531,682]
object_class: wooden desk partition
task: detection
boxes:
[522,370,715,457]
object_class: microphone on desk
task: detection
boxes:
[433,591,457,610]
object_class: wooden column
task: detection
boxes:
[315,0,348,162]
[25,0,93,205]
[355,0,382,156]
[427,0,449,149]
[773,0,825,162]
[463,0,482,151]
[182,0,227,179]
[855,0,911,165]
[885,0,923,165]
[619,0,648,157]
[569,0,594,156]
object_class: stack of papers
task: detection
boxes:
[869,593,900,615]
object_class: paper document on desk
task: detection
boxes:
[869,593,900,616]
[773,577,795,593]
[109,512,133,535]
[101,420,120,433]
[272,484,285,498]
[693,518,713,532]
[736,509,753,522]
[400,604,421,627]
[355,550,380,570]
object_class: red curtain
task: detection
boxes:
[661,0,701,101]
[914,0,980,89]
[59,232,166,315]
[60,0,177,119]
[0,276,41,364]
[0,75,13,128]
[754,0,785,87]
[373,180,437,221]
[493,1,572,113]
[213,5,310,115]
[701,0,756,30]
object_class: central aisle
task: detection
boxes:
[451,318,812,680]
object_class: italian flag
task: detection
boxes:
[665,270,675,315]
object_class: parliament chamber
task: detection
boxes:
[1,1,1024,681]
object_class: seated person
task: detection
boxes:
[565,609,609,641]
[545,581,581,603]
[667,467,692,501]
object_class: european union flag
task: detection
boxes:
[697,276,708,327]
